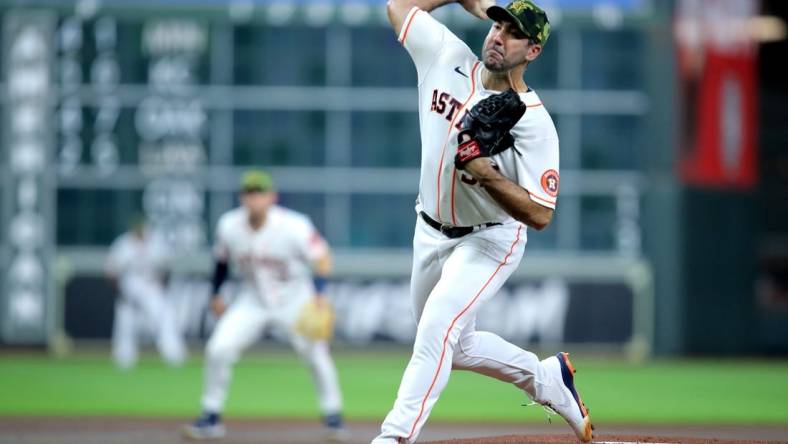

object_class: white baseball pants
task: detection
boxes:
[200,292,343,416]
[373,216,556,444]
[112,277,187,369]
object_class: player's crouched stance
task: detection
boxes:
[183,170,347,442]
[373,0,592,442]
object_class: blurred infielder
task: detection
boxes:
[105,218,187,369]
[183,170,346,441]
[374,0,593,442]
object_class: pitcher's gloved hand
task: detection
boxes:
[455,88,526,170]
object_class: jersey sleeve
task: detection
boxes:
[513,137,560,210]
[295,217,329,263]
[398,7,464,84]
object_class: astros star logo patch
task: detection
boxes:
[540,169,559,197]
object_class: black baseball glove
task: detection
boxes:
[454,88,526,170]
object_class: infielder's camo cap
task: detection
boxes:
[487,0,550,44]
[241,169,274,192]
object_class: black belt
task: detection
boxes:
[419,211,501,239]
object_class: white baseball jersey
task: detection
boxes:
[375,10,567,444]
[400,7,560,227]
[201,205,342,417]
[214,205,328,307]
[106,231,170,291]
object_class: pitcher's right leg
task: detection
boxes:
[370,217,448,444]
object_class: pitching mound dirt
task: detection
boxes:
[1,418,785,444]
[424,434,776,444]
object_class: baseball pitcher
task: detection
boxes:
[105,218,187,369]
[183,170,346,441]
[373,0,593,442]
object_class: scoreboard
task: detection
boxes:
[2,5,216,342]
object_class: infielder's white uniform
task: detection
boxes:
[374,8,562,443]
[106,230,187,369]
[200,205,343,416]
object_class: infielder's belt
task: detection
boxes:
[420,211,501,239]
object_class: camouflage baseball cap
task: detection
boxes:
[487,0,551,45]
[241,169,274,193]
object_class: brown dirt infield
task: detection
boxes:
[0,418,785,444]
[425,434,784,444]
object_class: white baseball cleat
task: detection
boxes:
[182,412,227,440]
[539,352,594,442]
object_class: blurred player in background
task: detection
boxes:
[105,217,187,369]
[183,170,346,441]
[373,0,592,442]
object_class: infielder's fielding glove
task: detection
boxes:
[455,88,526,170]
[294,298,336,341]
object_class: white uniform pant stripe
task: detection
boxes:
[374,221,525,444]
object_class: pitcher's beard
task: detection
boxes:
[483,55,516,75]
[483,59,505,71]
[483,48,517,72]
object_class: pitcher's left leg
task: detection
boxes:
[374,226,524,444]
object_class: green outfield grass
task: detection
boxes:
[1,350,787,424]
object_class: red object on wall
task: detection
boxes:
[675,0,759,189]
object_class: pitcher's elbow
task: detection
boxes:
[524,211,553,231]
[530,220,548,231]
